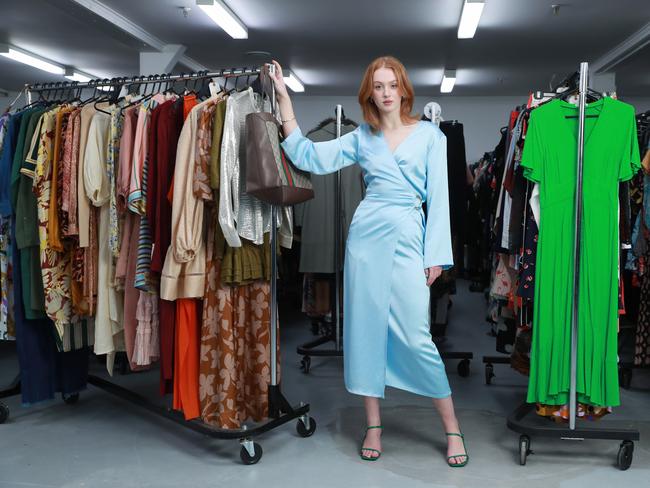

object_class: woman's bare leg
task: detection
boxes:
[432,395,467,465]
[361,396,382,459]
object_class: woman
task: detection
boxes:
[269,56,468,467]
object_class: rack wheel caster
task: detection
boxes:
[62,393,80,405]
[240,439,263,465]
[300,356,311,374]
[0,402,9,424]
[296,416,317,437]
[457,359,470,377]
[617,440,634,471]
[619,368,632,390]
[519,435,531,465]
[485,363,495,385]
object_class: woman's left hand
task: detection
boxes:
[425,266,443,286]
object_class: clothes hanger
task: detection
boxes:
[89,79,113,115]
[120,76,149,115]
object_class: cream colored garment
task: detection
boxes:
[84,111,125,375]
[77,103,100,247]
[160,96,218,300]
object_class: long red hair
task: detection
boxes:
[358,56,419,133]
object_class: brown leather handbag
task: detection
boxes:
[245,111,314,205]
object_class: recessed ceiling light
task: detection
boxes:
[196,0,248,39]
[440,70,456,93]
[457,0,485,39]
[0,44,65,75]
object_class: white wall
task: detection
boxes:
[291,95,525,164]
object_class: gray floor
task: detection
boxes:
[0,281,649,488]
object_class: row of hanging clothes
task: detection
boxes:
[468,80,643,422]
[0,70,291,429]
[627,109,650,368]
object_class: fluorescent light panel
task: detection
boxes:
[0,45,65,75]
[440,70,456,93]
[197,0,248,39]
[457,0,485,39]
[283,71,304,93]
[65,71,91,83]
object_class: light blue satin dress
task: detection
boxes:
[281,120,453,398]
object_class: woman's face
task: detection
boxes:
[371,67,402,115]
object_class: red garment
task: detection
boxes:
[145,100,183,394]
[173,298,201,419]
[183,94,198,120]
[150,100,183,274]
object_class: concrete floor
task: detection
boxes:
[0,280,649,488]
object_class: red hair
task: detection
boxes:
[358,56,419,133]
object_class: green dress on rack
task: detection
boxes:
[521,97,640,407]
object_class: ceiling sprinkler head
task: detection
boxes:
[180,7,191,18]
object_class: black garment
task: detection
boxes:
[506,167,528,253]
[517,207,538,300]
[439,121,468,240]
[620,181,632,246]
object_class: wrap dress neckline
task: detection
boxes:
[378,121,423,157]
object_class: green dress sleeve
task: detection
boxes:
[520,111,543,184]
[618,107,641,181]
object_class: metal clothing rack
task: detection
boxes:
[506,62,640,470]
[0,64,316,465]
[297,105,346,374]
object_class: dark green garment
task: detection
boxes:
[12,107,47,319]
[10,107,41,209]
[209,100,227,189]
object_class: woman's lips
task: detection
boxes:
[383,100,393,105]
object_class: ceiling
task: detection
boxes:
[1,0,649,97]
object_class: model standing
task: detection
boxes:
[270,56,468,467]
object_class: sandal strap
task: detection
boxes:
[445,432,464,438]
[366,425,383,430]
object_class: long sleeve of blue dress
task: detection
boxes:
[281,126,359,175]
[424,131,454,270]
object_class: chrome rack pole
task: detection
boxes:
[569,61,589,430]
[334,104,343,351]
[269,63,279,386]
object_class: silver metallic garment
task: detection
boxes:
[219,88,292,248]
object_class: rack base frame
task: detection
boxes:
[298,333,473,377]
[508,402,639,470]
[0,374,315,465]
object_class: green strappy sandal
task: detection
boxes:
[446,432,468,467]
[360,425,383,461]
